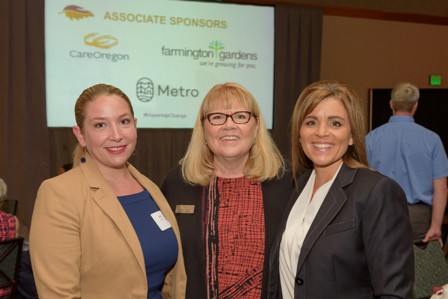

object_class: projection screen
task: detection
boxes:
[45,0,275,128]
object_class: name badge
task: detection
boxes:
[175,205,195,214]
[150,211,172,231]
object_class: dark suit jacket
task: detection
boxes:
[161,166,295,299]
[267,164,414,299]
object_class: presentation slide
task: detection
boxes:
[45,0,275,128]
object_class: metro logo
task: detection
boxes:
[136,78,154,102]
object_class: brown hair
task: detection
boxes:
[291,80,368,182]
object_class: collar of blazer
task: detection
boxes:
[295,164,358,274]
[77,152,147,278]
[295,163,357,191]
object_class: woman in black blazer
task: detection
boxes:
[162,82,295,299]
[267,80,414,299]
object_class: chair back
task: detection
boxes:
[0,200,18,215]
[413,240,448,299]
[0,237,24,298]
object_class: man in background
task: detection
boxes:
[366,82,448,245]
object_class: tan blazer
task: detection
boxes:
[30,155,186,299]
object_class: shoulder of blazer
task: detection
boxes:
[334,164,358,188]
[161,165,184,189]
[38,161,103,200]
[76,157,158,194]
[161,166,203,199]
[291,164,359,193]
[76,154,110,190]
[335,165,389,191]
[127,163,158,190]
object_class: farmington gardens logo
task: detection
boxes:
[161,40,258,62]
[136,78,200,102]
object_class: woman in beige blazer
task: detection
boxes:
[30,84,186,299]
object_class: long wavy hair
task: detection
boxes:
[291,80,368,182]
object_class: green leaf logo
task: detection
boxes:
[208,41,224,59]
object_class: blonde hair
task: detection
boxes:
[291,80,368,182]
[0,179,7,201]
[181,82,285,186]
[391,82,420,112]
[72,84,134,166]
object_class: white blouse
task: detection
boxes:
[279,164,342,299]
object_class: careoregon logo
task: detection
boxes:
[60,5,94,20]
[136,78,154,102]
[208,40,224,59]
[84,33,118,49]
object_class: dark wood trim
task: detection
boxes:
[221,0,448,26]
[323,7,448,26]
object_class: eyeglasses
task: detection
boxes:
[205,111,253,126]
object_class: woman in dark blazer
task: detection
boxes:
[162,82,295,299]
[162,166,293,299]
[267,80,414,299]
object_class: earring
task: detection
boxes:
[80,148,86,163]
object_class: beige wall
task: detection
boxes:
[226,0,448,18]
[321,15,448,125]
[288,0,448,17]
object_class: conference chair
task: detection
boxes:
[0,200,18,215]
[413,240,448,299]
[0,237,24,298]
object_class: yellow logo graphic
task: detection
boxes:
[60,5,94,20]
[84,33,118,49]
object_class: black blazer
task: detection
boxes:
[161,166,295,299]
[267,164,414,299]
